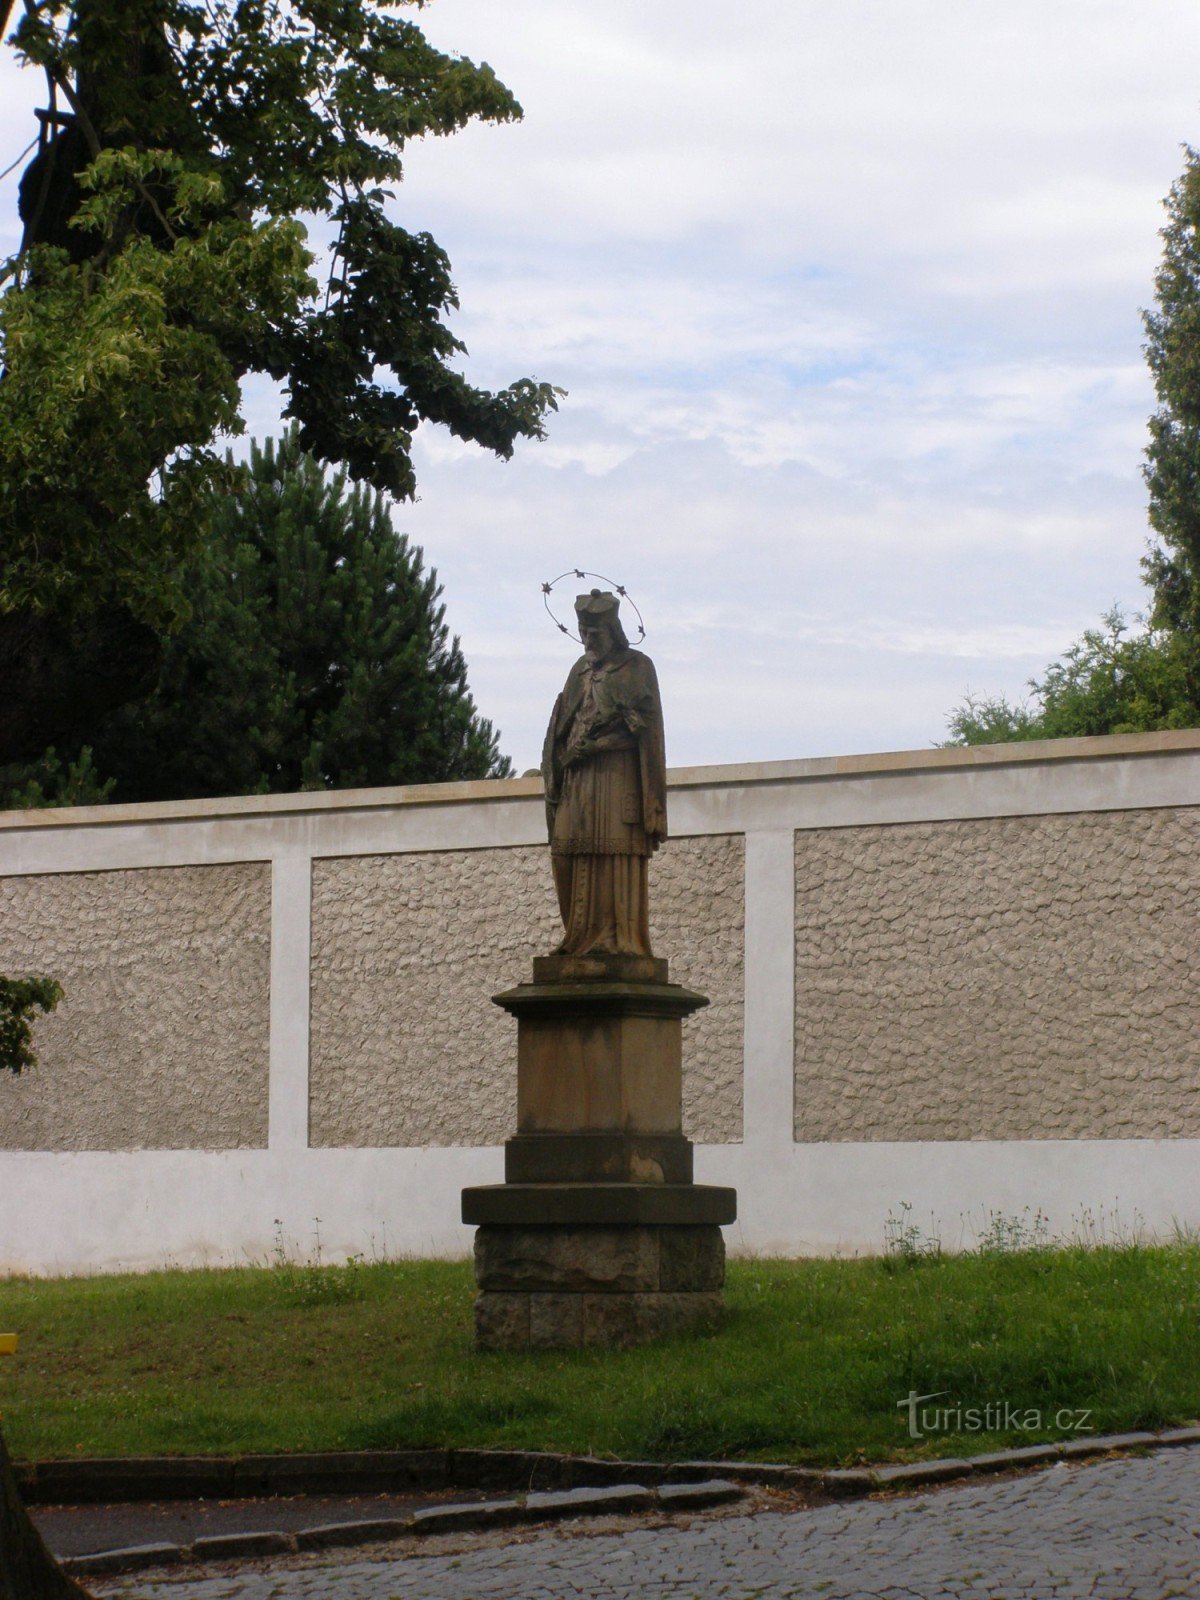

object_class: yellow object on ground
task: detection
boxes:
[0,1334,17,1356]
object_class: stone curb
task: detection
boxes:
[58,1479,743,1578]
[29,1425,1198,1513]
[48,1422,1200,1578]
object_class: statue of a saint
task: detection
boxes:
[542,589,667,956]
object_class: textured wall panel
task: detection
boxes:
[657,834,745,1142]
[794,808,1200,1141]
[0,865,270,1151]
[309,835,744,1148]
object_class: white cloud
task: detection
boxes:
[1,0,1195,771]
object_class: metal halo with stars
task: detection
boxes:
[541,569,646,645]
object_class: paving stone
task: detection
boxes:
[655,1478,743,1509]
[1155,1425,1200,1447]
[64,1540,183,1576]
[562,1454,666,1486]
[1068,1430,1159,1453]
[662,1458,822,1488]
[293,1518,411,1550]
[191,1532,297,1561]
[409,1501,523,1534]
[821,1466,876,1495]
[524,1483,655,1517]
[965,1442,1061,1472]
[1057,1436,1117,1460]
[870,1457,974,1486]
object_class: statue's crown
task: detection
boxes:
[574,588,620,619]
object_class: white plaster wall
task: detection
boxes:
[1,1142,1196,1276]
[1,730,1199,1273]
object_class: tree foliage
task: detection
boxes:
[1,432,512,804]
[0,0,558,762]
[2,148,312,621]
[0,975,62,1075]
[942,609,1195,747]
[0,746,113,808]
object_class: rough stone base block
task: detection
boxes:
[476,1289,725,1351]
[474,1224,724,1294]
[472,1224,725,1349]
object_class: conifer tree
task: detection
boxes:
[3,433,512,804]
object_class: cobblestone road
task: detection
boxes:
[107,1445,1200,1600]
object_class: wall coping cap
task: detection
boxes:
[1,727,1197,832]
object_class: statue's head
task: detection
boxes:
[575,589,629,661]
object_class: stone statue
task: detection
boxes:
[541,589,667,956]
[465,583,734,1352]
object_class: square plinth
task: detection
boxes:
[505,1132,694,1184]
[492,977,708,1137]
[462,1182,737,1228]
[517,1011,682,1134]
[531,952,669,984]
[473,967,736,1351]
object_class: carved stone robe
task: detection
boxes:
[542,647,667,955]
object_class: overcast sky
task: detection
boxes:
[4,2,1199,771]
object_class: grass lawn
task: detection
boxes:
[1,1245,1198,1468]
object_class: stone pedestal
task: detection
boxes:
[462,954,737,1350]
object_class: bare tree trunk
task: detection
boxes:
[0,1424,92,1600]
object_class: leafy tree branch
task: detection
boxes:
[0,0,559,763]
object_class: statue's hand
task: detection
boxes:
[563,738,594,767]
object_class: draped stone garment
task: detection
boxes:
[542,648,667,956]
